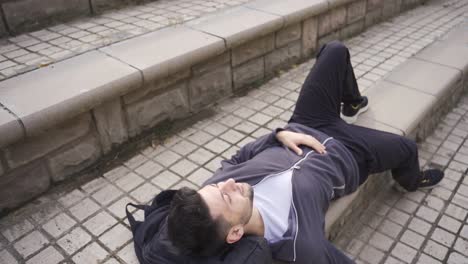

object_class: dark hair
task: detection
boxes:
[167,187,230,256]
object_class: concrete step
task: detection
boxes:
[333,97,468,263]
[0,0,442,212]
[0,0,467,263]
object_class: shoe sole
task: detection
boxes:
[341,104,369,124]
[417,182,442,190]
[395,180,442,192]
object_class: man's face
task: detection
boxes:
[198,178,254,227]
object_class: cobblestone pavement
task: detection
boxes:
[0,0,467,263]
[0,0,250,81]
[334,96,468,264]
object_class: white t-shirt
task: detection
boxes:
[253,170,293,243]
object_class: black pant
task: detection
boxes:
[289,41,421,192]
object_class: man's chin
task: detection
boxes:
[245,183,254,201]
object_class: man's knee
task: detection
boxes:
[402,137,418,157]
[316,41,349,64]
[317,41,348,57]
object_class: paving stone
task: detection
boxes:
[114,172,145,192]
[378,219,403,239]
[25,246,63,264]
[1,219,34,242]
[172,180,199,190]
[461,225,468,240]
[425,195,445,211]
[369,231,394,251]
[134,161,163,179]
[387,208,410,226]
[153,150,181,167]
[431,187,453,201]
[92,184,124,206]
[170,159,198,177]
[408,217,432,236]
[99,224,132,251]
[452,194,468,210]
[416,253,441,264]
[416,205,439,223]
[445,204,467,221]
[359,245,385,263]
[424,240,448,261]
[28,198,63,224]
[400,229,425,250]
[431,227,456,247]
[83,211,118,236]
[454,237,468,255]
[58,189,86,208]
[57,227,91,255]
[236,121,259,134]
[187,167,212,187]
[14,230,49,258]
[186,130,214,145]
[171,140,198,156]
[69,198,101,221]
[187,148,216,166]
[391,242,417,263]
[447,252,468,264]
[344,238,364,256]
[204,156,224,172]
[130,183,160,204]
[394,198,418,214]
[0,249,17,264]
[124,154,148,169]
[42,213,76,238]
[72,242,109,264]
[104,257,121,264]
[117,242,139,264]
[204,138,231,153]
[438,214,462,234]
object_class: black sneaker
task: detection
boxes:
[341,96,369,124]
[418,169,444,190]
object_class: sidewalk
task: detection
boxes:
[334,96,468,263]
[0,0,467,263]
[0,0,250,81]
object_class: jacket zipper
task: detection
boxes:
[257,136,334,261]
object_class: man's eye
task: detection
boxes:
[223,193,232,204]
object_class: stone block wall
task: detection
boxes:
[0,0,429,211]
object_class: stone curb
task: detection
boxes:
[0,0,410,148]
[324,20,468,239]
[0,0,429,210]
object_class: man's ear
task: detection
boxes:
[225,225,244,244]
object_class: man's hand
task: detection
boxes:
[276,130,326,155]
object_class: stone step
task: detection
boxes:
[0,0,467,263]
[0,0,154,36]
[0,0,440,212]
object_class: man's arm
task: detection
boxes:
[222,129,327,167]
[276,130,326,155]
[221,129,283,166]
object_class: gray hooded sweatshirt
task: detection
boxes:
[204,122,359,263]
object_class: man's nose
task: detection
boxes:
[219,178,236,192]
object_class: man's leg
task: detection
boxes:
[289,41,362,128]
[341,124,422,191]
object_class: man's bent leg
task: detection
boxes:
[289,41,362,128]
[344,124,421,191]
